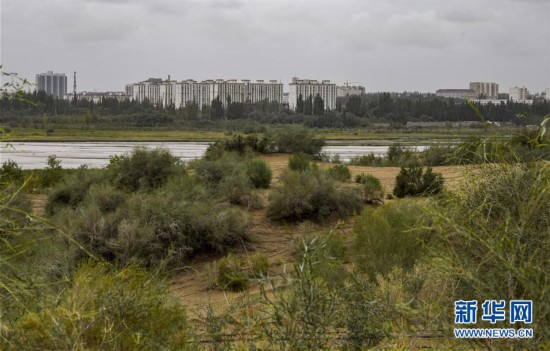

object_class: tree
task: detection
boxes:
[304,95,313,115]
[227,102,245,119]
[182,100,198,120]
[313,94,324,115]
[346,95,362,116]
[296,93,304,114]
[210,96,224,120]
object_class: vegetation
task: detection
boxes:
[393,165,444,198]
[1,115,549,349]
[267,168,363,221]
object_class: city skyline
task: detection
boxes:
[2,0,549,93]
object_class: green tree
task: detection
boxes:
[304,95,313,115]
[210,96,224,120]
[296,93,304,114]
[313,94,324,115]
[182,100,198,120]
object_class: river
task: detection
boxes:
[0,142,428,169]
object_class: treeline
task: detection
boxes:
[2,90,548,129]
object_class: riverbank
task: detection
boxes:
[1,127,504,144]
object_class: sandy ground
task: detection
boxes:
[167,154,465,313]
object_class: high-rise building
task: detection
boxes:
[336,85,365,97]
[435,89,477,99]
[288,77,336,111]
[509,86,529,101]
[35,71,67,99]
[127,78,283,109]
[469,82,499,98]
[545,88,550,101]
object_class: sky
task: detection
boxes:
[2,0,549,93]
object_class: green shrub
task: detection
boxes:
[356,173,384,199]
[249,252,269,278]
[327,164,351,182]
[45,169,104,215]
[107,147,182,191]
[431,162,550,347]
[0,160,24,183]
[288,153,311,171]
[83,183,125,213]
[267,169,363,221]
[393,165,443,198]
[350,153,383,167]
[40,155,64,188]
[217,254,248,291]
[270,126,326,155]
[6,261,190,350]
[66,187,251,267]
[246,159,272,188]
[422,145,454,166]
[355,200,429,281]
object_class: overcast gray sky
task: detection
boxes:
[2,0,549,93]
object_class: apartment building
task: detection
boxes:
[469,82,499,98]
[288,77,337,110]
[35,71,67,99]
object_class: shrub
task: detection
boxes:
[107,147,182,191]
[249,252,269,278]
[422,145,454,166]
[66,187,251,267]
[270,126,326,155]
[40,155,64,188]
[350,153,383,167]
[217,254,248,291]
[6,261,190,350]
[430,162,550,347]
[246,159,272,188]
[288,153,311,171]
[0,160,24,183]
[354,200,429,281]
[393,165,443,198]
[267,169,363,221]
[327,164,351,182]
[356,173,384,199]
[45,169,104,215]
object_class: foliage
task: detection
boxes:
[393,165,444,198]
[216,254,248,291]
[40,155,64,188]
[246,159,272,188]
[210,96,224,120]
[249,252,269,278]
[355,173,384,199]
[5,261,190,350]
[313,94,324,115]
[429,163,550,347]
[106,147,182,191]
[355,200,429,281]
[269,126,325,155]
[64,184,251,267]
[0,160,24,183]
[327,164,351,182]
[267,168,363,221]
[45,169,105,215]
[287,152,311,172]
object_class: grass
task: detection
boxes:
[3,126,509,143]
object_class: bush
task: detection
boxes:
[393,165,443,198]
[6,261,190,350]
[107,147,182,191]
[65,185,251,267]
[246,159,272,188]
[249,252,269,278]
[422,145,454,166]
[430,162,550,347]
[288,153,311,171]
[355,200,429,281]
[217,254,248,291]
[45,169,104,215]
[327,164,351,182]
[40,155,64,188]
[356,173,384,199]
[270,126,326,155]
[267,169,363,221]
[0,160,24,183]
